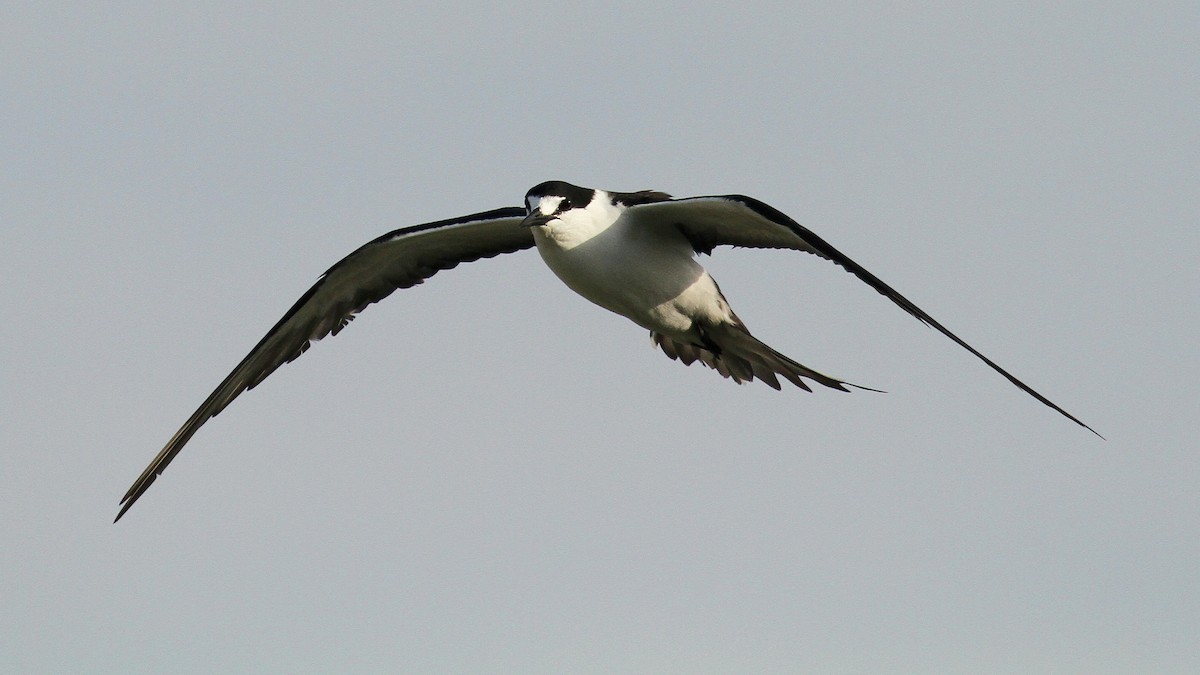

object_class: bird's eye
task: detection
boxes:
[559,199,572,211]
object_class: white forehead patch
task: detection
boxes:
[528,195,564,216]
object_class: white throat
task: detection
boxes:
[535,191,625,251]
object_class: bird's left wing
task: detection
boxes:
[116,207,531,521]
[628,195,1100,437]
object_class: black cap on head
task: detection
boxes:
[524,181,597,212]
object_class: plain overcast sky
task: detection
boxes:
[3,2,1197,673]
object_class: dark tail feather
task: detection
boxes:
[651,325,880,393]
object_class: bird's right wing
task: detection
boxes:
[116,207,531,521]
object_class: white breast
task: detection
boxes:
[532,203,733,338]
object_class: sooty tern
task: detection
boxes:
[116,180,1099,521]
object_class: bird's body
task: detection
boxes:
[531,191,725,338]
[525,183,853,391]
[115,180,1099,521]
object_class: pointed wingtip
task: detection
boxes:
[114,476,153,523]
[1044,400,1104,440]
[114,498,133,523]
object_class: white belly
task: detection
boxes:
[532,219,732,338]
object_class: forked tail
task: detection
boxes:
[651,322,880,392]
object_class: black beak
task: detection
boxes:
[521,211,554,228]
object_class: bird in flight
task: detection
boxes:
[116,180,1099,521]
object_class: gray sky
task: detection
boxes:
[3,2,1197,673]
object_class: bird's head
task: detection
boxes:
[521,180,599,229]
